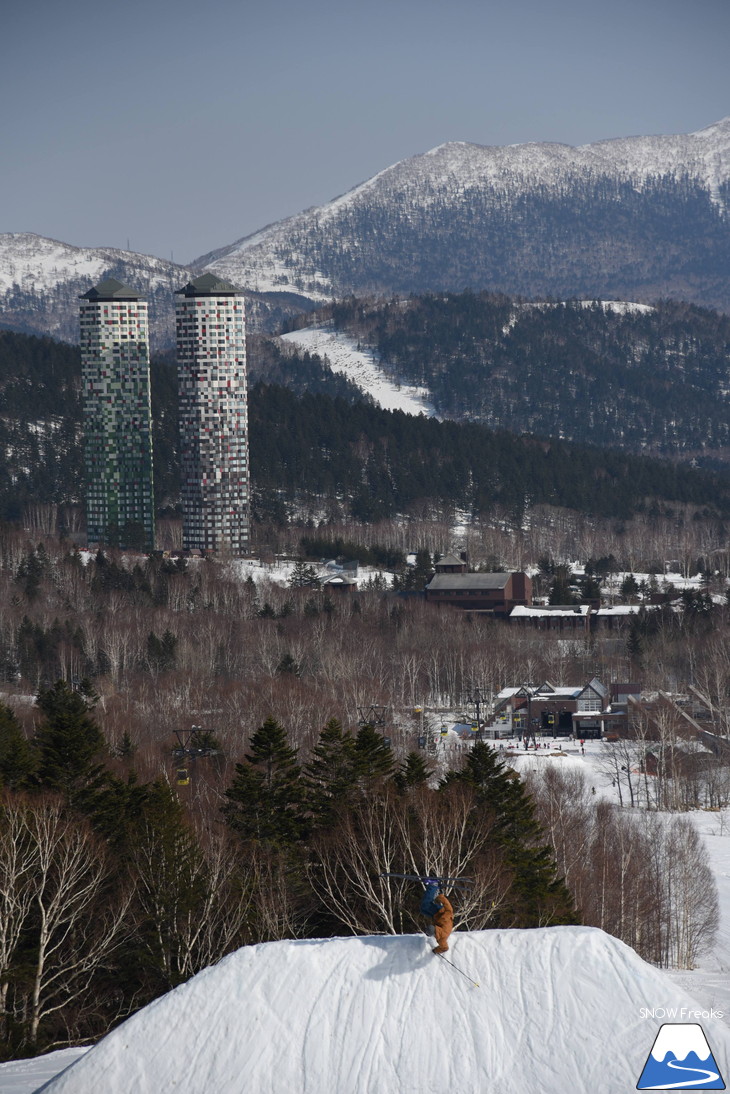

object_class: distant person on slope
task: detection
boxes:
[420,882,454,954]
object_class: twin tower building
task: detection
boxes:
[79,273,249,555]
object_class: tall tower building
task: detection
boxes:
[175,274,249,554]
[79,278,155,550]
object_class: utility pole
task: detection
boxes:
[357,704,390,747]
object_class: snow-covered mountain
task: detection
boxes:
[0,235,312,348]
[3,120,730,347]
[197,118,730,312]
[0,234,191,347]
[35,927,730,1094]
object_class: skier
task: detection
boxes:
[420,882,454,954]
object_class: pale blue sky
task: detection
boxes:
[2,0,728,263]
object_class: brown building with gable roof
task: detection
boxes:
[424,571,532,616]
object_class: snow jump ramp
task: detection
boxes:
[40,926,730,1094]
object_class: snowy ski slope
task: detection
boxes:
[36,927,730,1094]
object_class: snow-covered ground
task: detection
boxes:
[497,736,730,1022]
[231,556,397,589]
[23,928,730,1094]
[280,325,438,416]
[0,1049,88,1094]
[525,299,655,317]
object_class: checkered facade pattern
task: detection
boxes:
[175,277,249,554]
[79,283,155,550]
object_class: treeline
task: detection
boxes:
[299,534,406,570]
[3,533,730,747]
[250,382,730,523]
[309,293,730,464]
[0,688,575,1058]
[4,329,730,530]
[0,332,83,522]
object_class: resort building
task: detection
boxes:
[175,273,249,554]
[79,278,155,550]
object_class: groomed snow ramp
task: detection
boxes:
[40,927,730,1094]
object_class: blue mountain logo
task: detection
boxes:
[637,1023,725,1089]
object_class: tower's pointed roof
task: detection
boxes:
[80,278,143,301]
[175,273,242,297]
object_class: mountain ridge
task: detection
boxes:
[3,118,730,343]
[197,117,730,307]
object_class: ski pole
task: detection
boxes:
[434,951,480,988]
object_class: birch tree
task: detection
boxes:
[11,797,131,1047]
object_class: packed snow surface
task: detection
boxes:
[0,1049,88,1094]
[38,927,730,1094]
[280,325,437,416]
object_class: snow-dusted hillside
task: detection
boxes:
[196,118,730,310]
[34,927,730,1093]
[0,234,190,347]
[3,120,730,345]
[281,325,438,415]
[0,235,184,299]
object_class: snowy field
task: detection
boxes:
[230,556,397,589]
[280,325,438,417]
[0,1050,88,1094]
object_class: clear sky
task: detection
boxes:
[2,0,728,264]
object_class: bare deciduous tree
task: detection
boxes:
[0,796,133,1047]
[309,784,508,935]
[527,767,719,969]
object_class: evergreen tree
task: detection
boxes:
[579,574,602,601]
[393,750,433,791]
[0,702,37,789]
[77,769,157,854]
[548,566,577,605]
[32,680,106,796]
[626,621,644,675]
[288,561,320,588]
[305,718,357,822]
[118,731,136,760]
[444,742,576,927]
[620,573,640,600]
[15,546,49,601]
[353,723,395,783]
[395,548,433,592]
[127,781,208,992]
[146,630,177,672]
[222,717,306,845]
[276,653,301,676]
